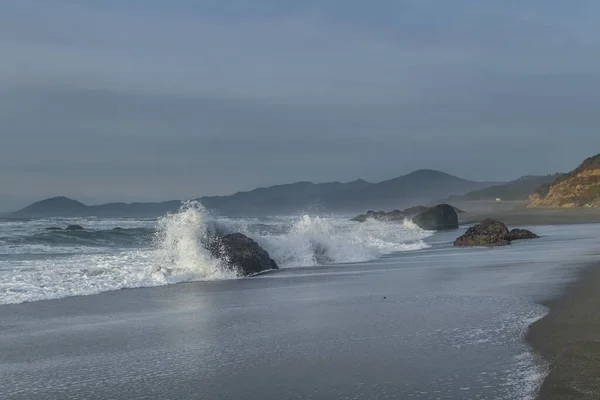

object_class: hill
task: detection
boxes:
[200,170,495,215]
[14,169,498,217]
[447,174,564,202]
[200,179,373,215]
[17,196,88,216]
[526,153,600,208]
[16,197,182,218]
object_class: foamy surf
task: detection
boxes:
[248,215,431,267]
[0,202,432,304]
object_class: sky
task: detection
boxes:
[2,0,600,210]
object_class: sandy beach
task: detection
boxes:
[527,262,600,399]
[456,202,600,226]
[457,206,600,399]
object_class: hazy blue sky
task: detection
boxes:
[2,0,600,210]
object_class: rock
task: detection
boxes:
[350,215,367,222]
[351,210,406,222]
[454,219,538,246]
[65,225,85,231]
[351,204,464,224]
[45,227,63,231]
[507,228,539,241]
[454,219,510,246]
[402,206,430,217]
[469,218,509,236]
[209,232,278,276]
[412,204,459,231]
[382,210,405,220]
[112,227,124,231]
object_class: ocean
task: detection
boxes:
[0,202,431,304]
[2,203,600,399]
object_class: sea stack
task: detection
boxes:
[412,204,459,231]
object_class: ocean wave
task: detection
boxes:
[0,202,433,304]
[1,228,154,252]
[245,215,430,267]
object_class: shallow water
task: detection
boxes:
[2,222,599,399]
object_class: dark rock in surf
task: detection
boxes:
[454,219,510,246]
[507,228,539,241]
[65,224,85,231]
[453,219,538,247]
[412,204,459,231]
[453,219,539,247]
[351,204,465,223]
[113,227,124,231]
[402,206,430,217]
[209,233,278,276]
[45,227,63,231]
[351,209,406,222]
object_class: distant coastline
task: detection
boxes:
[457,205,600,226]
[10,169,500,218]
[10,151,600,219]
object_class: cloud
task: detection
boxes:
[1,0,600,210]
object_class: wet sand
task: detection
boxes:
[527,262,600,399]
[457,205,600,399]
[457,203,600,226]
[2,212,600,399]
[7,224,600,400]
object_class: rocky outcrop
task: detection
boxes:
[402,206,430,216]
[526,153,600,208]
[209,233,278,276]
[454,219,509,246]
[454,219,538,246]
[351,205,464,223]
[65,225,85,231]
[412,204,459,231]
[507,228,539,241]
[351,210,406,222]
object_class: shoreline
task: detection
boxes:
[2,220,600,398]
[458,207,600,227]
[527,261,600,399]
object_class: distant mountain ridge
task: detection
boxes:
[17,197,183,218]
[526,153,600,208]
[15,169,499,217]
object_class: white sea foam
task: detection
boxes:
[246,215,431,267]
[152,201,237,281]
[0,202,432,304]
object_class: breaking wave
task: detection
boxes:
[0,202,433,304]
[246,215,430,267]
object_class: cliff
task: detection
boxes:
[526,153,600,208]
